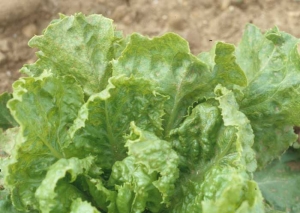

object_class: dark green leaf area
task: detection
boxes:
[0,93,17,130]
[84,177,117,212]
[198,41,248,91]
[0,194,38,213]
[170,101,222,170]
[255,149,300,213]
[67,76,167,172]
[213,42,247,88]
[6,73,84,211]
[252,124,296,169]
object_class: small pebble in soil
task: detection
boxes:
[22,24,38,38]
[6,70,11,77]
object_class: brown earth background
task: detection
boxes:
[1,0,300,94]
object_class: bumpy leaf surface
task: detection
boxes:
[6,71,84,211]
[236,25,299,167]
[21,13,124,95]
[1,14,300,213]
[169,86,262,213]
[66,75,167,171]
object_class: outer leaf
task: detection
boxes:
[85,178,117,213]
[0,127,19,158]
[112,33,214,136]
[213,42,247,87]
[6,71,84,211]
[0,196,36,213]
[109,122,179,213]
[201,178,263,213]
[235,24,300,167]
[198,42,247,88]
[254,149,300,213]
[169,86,262,213]
[21,13,125,95]
[66,75,167,171]
[70,198,100,213]
[0,128,26,213]
[0,93,17,130]
[35,156,94,213]
[126,122,179,203]
[215,85,257,173]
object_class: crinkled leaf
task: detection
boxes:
[109,122,179,213]
[35,156,94,213]
[85,178,117,213]
[254,149,300,213]
[0,127,19,158]
[198,42,247,88]
[170,100,222,169]
[21,13,125,95]
[126,122,179,203]
[2,13,300,213]
[215,85,257,172]
[201,178,263,213]
[66,75,167,171]
[70,198,100,213]
[236,24,299,167]
[0,127,19,201]
[169,85,262,213]
[0,93,17,130]
[0,195,37,213]
[112,33,215,136]
[213,42,247,87]
[6,71,84,211]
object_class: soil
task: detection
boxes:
[1,0,300,93]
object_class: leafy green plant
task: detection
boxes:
[1,13,300,213]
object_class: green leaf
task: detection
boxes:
[85,178,117,213]
[0,93,17,130]
[236,24,299,167]
[112,33,215,136]
[198,42,248,89]
[35,156,94,213]
[109,122,179,213]
[0,127,19,158]
[6,71,84,211]
[254,149,300,213]
[0,195,37,213]
[66,75,167,171]
[264,205,285,213]
[70,198,100,213]
[21,13,125,95]
[170,100,223,169]
[214,42,247,87]
[0,127,19,200]
[169,85,262,213]
[3,13,300,213]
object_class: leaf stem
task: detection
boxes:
[38,136,64,159]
